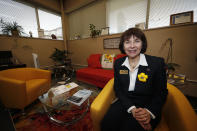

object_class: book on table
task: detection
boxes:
[67,89,92,106]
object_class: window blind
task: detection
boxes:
[106,0,147,34]
[149,0,197,28]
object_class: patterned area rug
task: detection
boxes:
[13,82,101,131]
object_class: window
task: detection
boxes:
[106,0,147,34]
[106,0,197,33]
[38,9,62,40]
[149,0,197,29]
[0,0,63,39]
[0,0,38,37]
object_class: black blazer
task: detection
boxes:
[114,54,168,118]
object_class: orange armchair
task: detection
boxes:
[91,78,197,131]
[0,68,51,109]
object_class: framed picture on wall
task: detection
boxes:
[103,37,120,49]
[101,27,109,35]
[170,11,193,26]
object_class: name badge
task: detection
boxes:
[119,70,128,74]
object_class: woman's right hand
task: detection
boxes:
[134,108,151,124]
[131,108,152,130]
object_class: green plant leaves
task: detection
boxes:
[0,18,24,35]
[89,24,101,38]
[167,62,180,71]
[50,48,70,65]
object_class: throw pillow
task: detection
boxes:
[101,54,115,69]
[87,54,102,68]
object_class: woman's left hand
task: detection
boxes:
[138,121,152,131]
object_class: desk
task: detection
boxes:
[0,64,26,71]
[175,81,197,112]
[175,81,197,98]
[0,51,26,71]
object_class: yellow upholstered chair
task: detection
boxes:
[0,68,51,109]
[90,78,197,131]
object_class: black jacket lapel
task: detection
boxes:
[118,65,130,91]
[134,65,152,92]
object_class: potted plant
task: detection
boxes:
[89,24,101,38]
[50,48,70,65]
[160,38,180,75]
[166,63,180,74]
[0,18,24,36]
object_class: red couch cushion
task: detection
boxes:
[76,54,126,88]
[87,54,102,68]
[76,67,114,88]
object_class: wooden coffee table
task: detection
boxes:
[39,85,91,125]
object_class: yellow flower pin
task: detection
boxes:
[138,73,148,82]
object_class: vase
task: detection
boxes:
[11,30,19,37]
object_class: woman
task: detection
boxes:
[101,28,168,131]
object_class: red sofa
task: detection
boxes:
[76,54,126,88]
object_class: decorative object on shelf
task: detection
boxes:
[74,34,81,40]
[38,29,44,37]
[101,27,109,35]
[89,24,101,38]
[135,22,145,30]
[159,38,180,74]
[170,11,193,26]
[51,34,57,39]
[50,48,70,65]
[103,37,120,49]
[29,31,33,37]
[168,73,186,86]
[0,18,24,36]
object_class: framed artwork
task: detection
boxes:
[101,27,109,35]
[170,11,193,26]
[103,37,120,49]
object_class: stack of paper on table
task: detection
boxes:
[48,82,78,97]
[67,89,92,106]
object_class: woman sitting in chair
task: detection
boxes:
[101,28,168,131]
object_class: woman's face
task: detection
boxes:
[123,35,142,59]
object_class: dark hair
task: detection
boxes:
[119,28,147,54]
